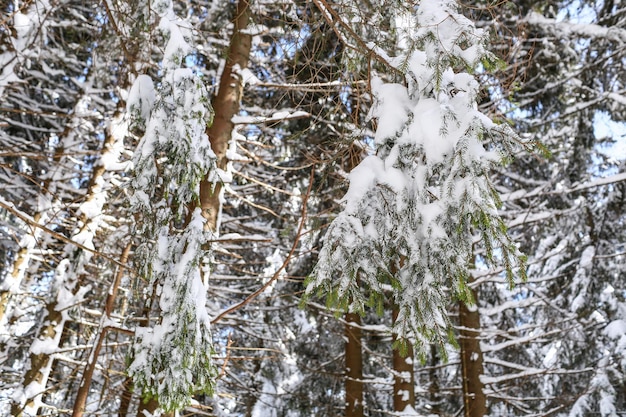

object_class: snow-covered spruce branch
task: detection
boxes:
[525,11,626,43]
[305,0,528,357]
[502,171,626,203]
[126,0,218,411]
[247,79,368,92]
[232,110,311,125]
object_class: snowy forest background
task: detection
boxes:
[1,0,625,416]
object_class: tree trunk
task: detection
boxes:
[0,217,41,328]
[11,106,125,416]
[199,0,252,232]
[10,298,64,416]
[118,376,134,417]
[428,344,442,414]
[392,307,415,413]
[345,312,364,417]
[72,242,131,417]
[459,288,487,417]
[0,137,67,331]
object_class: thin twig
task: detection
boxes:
[0,199,130,269]
[211,167,315,324]
[311,0,402,76]
[217,334,234,380]
[251,79,368,92]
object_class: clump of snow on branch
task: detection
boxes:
[130,68,216,223]
[306,0,526,355]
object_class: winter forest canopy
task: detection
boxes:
[0,0,625,415]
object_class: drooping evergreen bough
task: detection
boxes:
[306,0,528,356]
[126,0,218,411]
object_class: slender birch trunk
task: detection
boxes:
[0,136,70,333]
[0,212,45,327]
[11,109,127,417]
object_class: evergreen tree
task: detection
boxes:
[125,0,218,411]
[307,0,527,355]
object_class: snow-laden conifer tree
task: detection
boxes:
[126,0,218,411]
[306,0,528,355]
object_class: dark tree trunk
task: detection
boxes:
[72,243,132,417]
[429,344,442,413]
[392,307,415,413]
[459,288,487,417]
[345,312,364,417]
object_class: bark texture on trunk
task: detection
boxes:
[345,312,364,417]
[459,291,487,417]
[0,229,37,327]
[200,0,252,232]
[392,308,415,413]
[428,344,442,414]
[10,300,63,417]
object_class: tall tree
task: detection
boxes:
[199,0,252,232]
[456,1,626,415]
[307,0,527,366]
[345,312,364,417]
